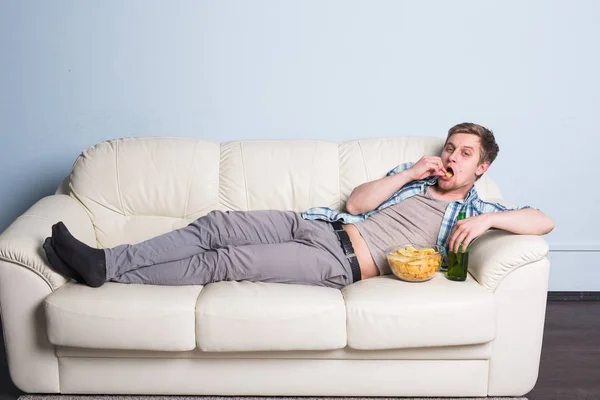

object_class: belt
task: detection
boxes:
[331,221,362,283]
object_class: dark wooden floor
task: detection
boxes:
[527,301,600,400]
[1,301,599,400]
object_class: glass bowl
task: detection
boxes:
[385,244,444,282]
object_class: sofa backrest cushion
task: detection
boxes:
[64,136,503,247]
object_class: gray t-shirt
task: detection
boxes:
[353,186,452,276]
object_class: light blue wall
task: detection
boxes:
[1,1,597,290]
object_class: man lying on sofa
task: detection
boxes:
[43,122,554,289]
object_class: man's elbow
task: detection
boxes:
[346,198,368,215]
[536,211,555,235]
[345,200,359,215]
[544,218,555,234]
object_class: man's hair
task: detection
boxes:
[444,122,499,181]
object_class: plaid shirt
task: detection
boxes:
[301,161,533,264]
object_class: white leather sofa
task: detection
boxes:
[0,136,550,397]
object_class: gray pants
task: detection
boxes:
[105,210,355,289]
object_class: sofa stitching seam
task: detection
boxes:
[0,256,56,291]
[309,143,316,206]
[115,140,126,216]
[183,141,201,219]
[356,141,370,181]
[338,143,342,209]
[239,142,250,211]
[218,143,222,210]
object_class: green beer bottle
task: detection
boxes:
[446,210,469,281]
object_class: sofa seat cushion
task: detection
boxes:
[343,272,497,350]
[44,282,203,351]
[56,341,492,360]
[195,281,347,352]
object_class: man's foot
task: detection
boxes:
[43,237,83,282]
[52,221,107,288]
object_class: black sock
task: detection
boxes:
[52,221,107,288]
[43,237,83,282]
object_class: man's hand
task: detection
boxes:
[448,213,493,253]
[408,156,448,180]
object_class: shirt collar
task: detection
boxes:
[422,176,480,205]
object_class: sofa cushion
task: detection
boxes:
[343,272,497,350]
[44,282,203,351]
[195,281,347,352]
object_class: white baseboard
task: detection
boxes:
[548,242,600,252]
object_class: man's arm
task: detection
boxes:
[345,169,415,215]
[448,208,554,253]
[346,157,447,215]
[486,208,555,235]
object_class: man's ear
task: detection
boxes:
[476,162,490,177]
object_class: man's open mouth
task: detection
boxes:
[444,166,454,178]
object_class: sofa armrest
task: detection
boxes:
[468,229,550,290]
[0,194,96,290]
[0,194,95,392]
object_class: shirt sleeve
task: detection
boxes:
[385,161,415,177]
[475,200,538,214]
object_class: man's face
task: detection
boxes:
[438,133,489,192]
